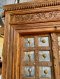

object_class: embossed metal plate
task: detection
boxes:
[39,67,51,78]
[39,51,50,61]
[38,37,49,46]
[24,38,34,47]
[23,66,35,77]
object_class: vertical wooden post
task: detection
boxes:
[51,33,60,79]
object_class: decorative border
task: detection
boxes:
[4,1,60,11]
[10,11,60,24]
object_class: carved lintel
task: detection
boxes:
[10,11,60,24]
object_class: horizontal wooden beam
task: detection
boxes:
[17,27,60,34]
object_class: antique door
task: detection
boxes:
[3,1,60,79]
[20,33,58,79]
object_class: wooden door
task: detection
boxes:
[20,34,55,79]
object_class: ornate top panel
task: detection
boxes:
[3,0,60,11]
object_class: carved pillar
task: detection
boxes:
[51,33,60,79]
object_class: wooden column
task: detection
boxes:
[51,33,60,79]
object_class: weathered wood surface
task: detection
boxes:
[3,1,60,79]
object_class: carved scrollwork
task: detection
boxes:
[41,12,53,19]
[39,11,57,19]
[10,11,60,23]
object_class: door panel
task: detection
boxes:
[20,34,54,79]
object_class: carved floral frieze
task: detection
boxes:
[10,11,60,24]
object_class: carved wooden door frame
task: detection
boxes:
[3,2,60,79]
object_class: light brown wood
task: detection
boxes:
[3,1,60,79]
[51,33,60,79]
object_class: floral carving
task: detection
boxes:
[10,11,60,23]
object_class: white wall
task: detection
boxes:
[6,0,15,4]
[6,0,32,4]
[0,0,33,6]
[19,0,32,3]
